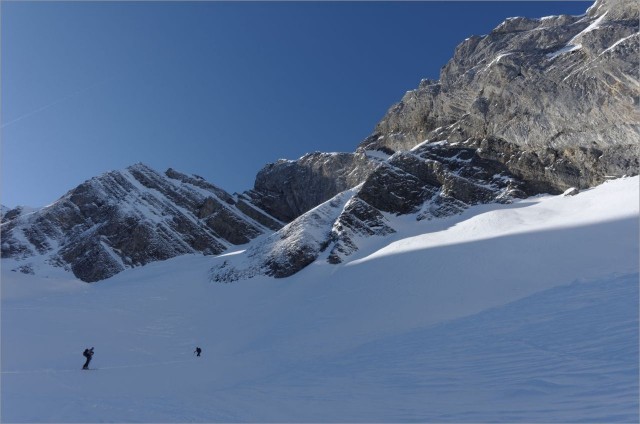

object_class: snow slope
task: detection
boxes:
[1,177,638,422]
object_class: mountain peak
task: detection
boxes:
[1,165,281,282]
[587,0,638,19]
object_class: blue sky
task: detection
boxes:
[1,1,590,208]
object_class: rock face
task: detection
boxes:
[244,152,377,222]
[211,0,639,281]
[328,140,527,264]
[212,141,527,281]
[1,164,281,282]
[212,190,356,282]
[359,0,639,192]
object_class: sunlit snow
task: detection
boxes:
[1,177,638,422]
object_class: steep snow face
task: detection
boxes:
[212,188,359,282]
[2,176,638,422]
[0,164,280,282]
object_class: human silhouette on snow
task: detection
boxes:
[82,347,94,370]
[194,347,202,357]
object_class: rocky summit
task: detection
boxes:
[3,0,638,283]
[360,0,638,190]
[1,164,281,282]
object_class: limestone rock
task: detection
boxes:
[244,151,377,223]
[1,164,280,282]
[358,0,639,190]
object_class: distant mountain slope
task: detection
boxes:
[1,164,281,282]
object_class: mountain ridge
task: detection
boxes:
[1,163,281,281]
[2,0,638,282]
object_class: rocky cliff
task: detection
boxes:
[243,151,377,223]
[359,0,638,191]
[247,0,638,222]
[211,0,639,282]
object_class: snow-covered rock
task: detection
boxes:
[563,187,580,196]
[1,164,281,282]
[212,189,357,282]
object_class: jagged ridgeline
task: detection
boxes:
[2,0,638,282]
[1,165,284,282]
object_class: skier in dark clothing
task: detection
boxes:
[82,347,94,369]
[194,347,202,357]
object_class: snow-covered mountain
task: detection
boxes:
[2,176,638,422]
[1,2,638,419]
[2,0,638,283]
[213,0,639,281]
[1,164,282,282]
[213,142,527,281]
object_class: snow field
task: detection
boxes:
[1,176,638,422]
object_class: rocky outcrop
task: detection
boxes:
[359,0,639,191]
[244,151,378,223]
[211,139,530,281]
[326,197,396,265]
[326,140,527,265]
[1,164,280,282]
[212,189,356,282]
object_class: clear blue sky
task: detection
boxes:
[1,1,590,208]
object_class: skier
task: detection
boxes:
[194,346,202,357]
[82,347,94,370]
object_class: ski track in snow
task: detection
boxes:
[1,176,638,422]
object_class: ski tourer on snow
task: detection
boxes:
[82,347,94,370]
